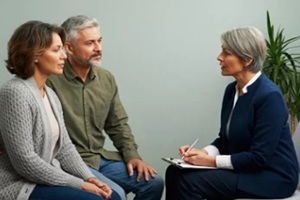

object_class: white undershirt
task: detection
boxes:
[204,71,262,169]
[43,94,60,158]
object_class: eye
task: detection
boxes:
[86,41,93,46]
[222,49,232,56]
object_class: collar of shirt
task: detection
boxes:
[64,60,97,81]
[233,71,262,107]
[235,71,262,94]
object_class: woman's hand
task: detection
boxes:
[179,145,208,158]
[82,178,112,199]
[87,177,112,197]
[179,147,216,167]
[184,148,216,167]
[179,145,190,158]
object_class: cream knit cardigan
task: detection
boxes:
[0,77,94,200]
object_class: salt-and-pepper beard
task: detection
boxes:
[73,51,102,68]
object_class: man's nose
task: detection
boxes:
[94,42,102,51]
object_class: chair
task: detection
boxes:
[235,123,300,200]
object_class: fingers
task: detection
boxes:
[136,165,154,181]
[98,186,112,200]
[97,188,111,200]
[88,177,104,187]
[143,166,157,181]
[179,145,190,157]
[136,167,144,182]
[103,185,112,197]
[127,162,134,176]
[86,178,112,199]
[127,159,157,182]
[149,167,157,177]
[185,149,198,157]
[183,151,214,166]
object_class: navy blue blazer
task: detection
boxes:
[211,74,299,198]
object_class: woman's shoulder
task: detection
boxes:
[0,78,31,97]
[256,74,282,95]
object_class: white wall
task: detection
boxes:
[1,1,300,199]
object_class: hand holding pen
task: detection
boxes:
[180,138,199,160]
[179,138,217,167]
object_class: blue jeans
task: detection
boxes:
[91,158,164,200]
[89,167,127,200]
[29,184,120,200]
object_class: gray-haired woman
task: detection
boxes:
[165,26,298,200]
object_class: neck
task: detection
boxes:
[33,72,47,97]
[235,71,256,90]
[68,58,90,82]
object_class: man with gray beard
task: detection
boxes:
[46,15,164,200]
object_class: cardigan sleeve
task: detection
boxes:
[0,83,84,189]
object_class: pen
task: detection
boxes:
[181,138,199,160]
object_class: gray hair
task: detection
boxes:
[221,26,266,73]
[61,15,99,44]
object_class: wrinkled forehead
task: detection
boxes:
[76,26,102,41]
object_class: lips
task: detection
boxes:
[91,56,101,60]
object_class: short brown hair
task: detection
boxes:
[6,20,66,79]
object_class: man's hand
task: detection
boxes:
[127,158,157,182]
[83,177,112,199]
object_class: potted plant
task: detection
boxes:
[263,11,300,134]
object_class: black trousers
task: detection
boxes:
[165,165,259,200]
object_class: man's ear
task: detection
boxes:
[64,42,74,55]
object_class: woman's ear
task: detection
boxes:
[244,58,253,67]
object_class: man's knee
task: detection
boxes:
[112,189,126,200]
[113,187,126,200]
[146,174,165,192]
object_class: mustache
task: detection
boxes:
[90,51,102,58]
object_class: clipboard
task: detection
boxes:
[162,158,216,169]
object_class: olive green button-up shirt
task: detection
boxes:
[46,62,141,170]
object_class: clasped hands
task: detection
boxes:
[179,145,216,167]
[82,158,158,199]
[83,177,112,199]
[0,147,112,199]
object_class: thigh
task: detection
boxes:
[178,169,256,200]
[29,184,105,200]
[89,167,126,200]
[99,158,139,193]
[99,158,164,194]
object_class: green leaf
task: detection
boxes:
[263,11,300,122]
